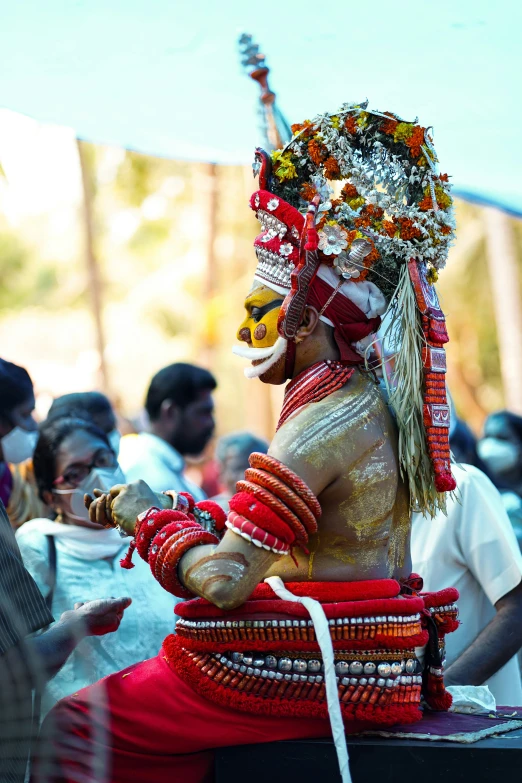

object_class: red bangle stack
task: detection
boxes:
[226,453,321,556]
[134,508,189,561]
[120,503,222,597]
[226,511,290,555]
[159,528,218,597]
[148,519,200,576]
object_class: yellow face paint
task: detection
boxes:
[237,285,284,349]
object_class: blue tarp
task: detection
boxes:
[1,0,521,214]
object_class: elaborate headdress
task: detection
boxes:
[249,101,457,516]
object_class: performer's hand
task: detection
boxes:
[85,480,164,535]
[60,597,132,638]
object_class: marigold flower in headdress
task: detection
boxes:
[323,156,341,179]
[381,114,399,135]
[271,150,298,181]
[419,194,433,212]
[308,138,328,166]
[291,120,315,140]
[300,182,317,202]
[341,182,359,200]
[397,217,422,241]
[344,116,358,134]
[406,126,425,159]
[382,220,397,238]
[426,266,439,283]
[393,122,414,143]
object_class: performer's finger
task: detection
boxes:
[95,495,108,525]
[88,498,99,524]
[109,484,126,499]
[104,493,114,525]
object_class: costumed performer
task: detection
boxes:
[34,101,460,783]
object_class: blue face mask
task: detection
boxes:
[477,437,520,475]
[54,466,126,522]
[107,429,121,456]
[1,426,38,464]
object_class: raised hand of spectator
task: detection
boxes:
[59,596,132,638]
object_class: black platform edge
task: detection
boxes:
[215,730,522,783]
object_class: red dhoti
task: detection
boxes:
[34,580,458,783]
[34,649,337,783]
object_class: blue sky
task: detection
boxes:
[1,0,521,210]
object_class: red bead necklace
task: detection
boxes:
[277,360,355,431]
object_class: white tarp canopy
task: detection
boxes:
[1,0,521,214]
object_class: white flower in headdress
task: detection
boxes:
[267,198,280,211]
[279,242,293,257]
[318,223,348,256]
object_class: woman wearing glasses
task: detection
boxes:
[15,416,178,718]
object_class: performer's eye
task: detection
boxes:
[249,299,283,324]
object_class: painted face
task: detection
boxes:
[236,285,283,349]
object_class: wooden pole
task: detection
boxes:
[484,206,522,414]
[204,162,218,303]
[76,138,109,393]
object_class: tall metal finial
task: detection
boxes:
[238,33,291,151]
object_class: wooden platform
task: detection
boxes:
[215,725,522,783]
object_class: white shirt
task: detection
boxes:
[411,463,522,706]
[118,432,205,500]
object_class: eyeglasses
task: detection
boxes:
[53,448,117,488]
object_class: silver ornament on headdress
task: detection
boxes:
[333,238,373,280]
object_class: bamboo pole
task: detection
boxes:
[204,162,218,303]
[484,207,522,414]
[76,139,109,393]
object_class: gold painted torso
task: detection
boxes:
[265,370,411,583]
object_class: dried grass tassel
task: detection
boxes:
[381,265,440,516]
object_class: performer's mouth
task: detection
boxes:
[232,337,288,379]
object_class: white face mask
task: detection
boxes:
[107,429,121,456]
[477,437,520,475]
[54,465,126,522]
[1,426,38,464]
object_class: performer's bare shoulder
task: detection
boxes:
[267,370,411,583]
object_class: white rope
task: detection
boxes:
[264,576,352,783]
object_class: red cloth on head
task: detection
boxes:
[307,275,382,364]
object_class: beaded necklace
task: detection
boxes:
[276,360,355,431]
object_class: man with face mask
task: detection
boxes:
[478,411,522,543]
[118,363,216,501]
[0,358,46,529]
